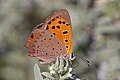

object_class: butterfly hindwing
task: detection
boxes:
[26,24,68,64]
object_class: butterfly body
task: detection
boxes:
[26,9,73,64]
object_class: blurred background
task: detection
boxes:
[0,0,120,80]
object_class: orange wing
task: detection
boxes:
[44,9,73,57]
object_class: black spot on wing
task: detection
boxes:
[62,21,65,24]
[50,34,53,37]
[46,25,49,29]
[65,40,68,42]
[66,24,69,26]
[52,48,54,50]
[56,16,59,18]
[53,33,55,35]
[44,38,46,40]
[56,25,60,29]
[63,31,68,34]
[36,24,43,29]
[49,38,51,40]
[58,21,62,24]
[52,26,55,29]
[30,33,34,38]
[48,21,51,24]
[52,18,55,21]
[37,46,39,48]
[66,46,68,48]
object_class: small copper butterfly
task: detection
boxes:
[26,9,73,64]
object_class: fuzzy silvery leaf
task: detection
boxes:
[34,63,44,80]
[42,72,55,79]
[58,57,64,74]
[63,60,69,72]
[54,57,59,71]
[44,78,50,80]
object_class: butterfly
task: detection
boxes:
[26,9,73,64]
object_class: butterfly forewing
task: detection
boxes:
[44,9,73,57]
[45,9,71,25]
